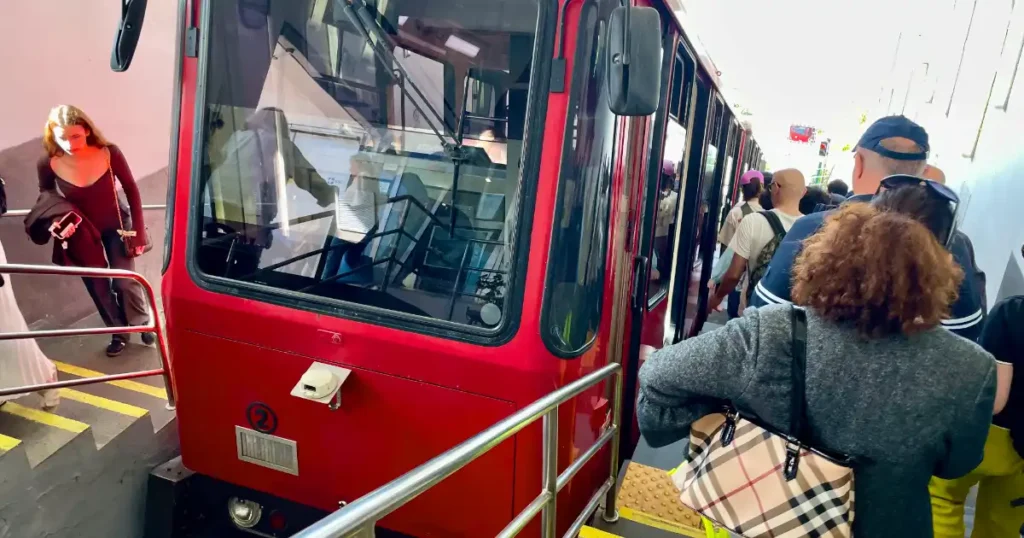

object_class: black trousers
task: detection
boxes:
[81,230,151,342]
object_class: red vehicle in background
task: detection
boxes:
[116,0,764,535]
[789,124,815,142]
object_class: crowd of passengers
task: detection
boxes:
[641,115,1022,537]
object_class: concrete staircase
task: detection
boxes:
[0,313,179,538]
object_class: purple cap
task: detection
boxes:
[662,160,676,176]
[740,170,764,185]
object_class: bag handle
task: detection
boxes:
[789,305,808,441]
[107,148,135,239]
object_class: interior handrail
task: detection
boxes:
[292,362,622,538]
[0,263,175,409]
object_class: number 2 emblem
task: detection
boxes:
[246,402,278,434]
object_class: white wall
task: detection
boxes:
[0,0,177,179]
[876,0,1024,305]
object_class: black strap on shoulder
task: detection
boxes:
[759,210,787,237]
[789,305,808,441]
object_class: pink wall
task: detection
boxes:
[0,0,177,179]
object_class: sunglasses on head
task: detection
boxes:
[876,174,960,248]
[878,174,959,203]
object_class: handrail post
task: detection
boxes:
[136,271,176,409]
[602,372,622,523]
[541,409,558,538]
[0,264,175,407]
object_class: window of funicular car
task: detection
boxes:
[191,0,544,335]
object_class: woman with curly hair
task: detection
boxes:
[637,202,998,537]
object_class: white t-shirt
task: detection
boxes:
[718,200,762,247]
[729,208,802,279]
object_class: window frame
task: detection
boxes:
[646,43,694,310]
[183,0,558,346]
[539,0,618,358]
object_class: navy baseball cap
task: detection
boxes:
[854,115,929,161]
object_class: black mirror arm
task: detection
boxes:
[621,1,631,66]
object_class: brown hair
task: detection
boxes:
[740,178,763,201]
[791,203,963,337]
[43,105,112,157]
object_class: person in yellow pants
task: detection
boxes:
[931,295,1023,537]
[930,425,1024,537]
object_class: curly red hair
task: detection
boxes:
[792,203,963,337]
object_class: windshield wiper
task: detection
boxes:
[339,0,475,233]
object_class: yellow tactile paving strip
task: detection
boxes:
[616,462,705,535]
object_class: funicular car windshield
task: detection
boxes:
[192,0,542,332]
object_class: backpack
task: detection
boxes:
[745,211,788,302]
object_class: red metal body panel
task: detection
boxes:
[158,0,757,534]
[161,0,616,535]
[174,331,517,536]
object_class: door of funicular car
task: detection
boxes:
[160,0,662,535]
[610,27,749,448]
[616,54,750,446]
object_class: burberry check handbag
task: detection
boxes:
[671,306,856,537]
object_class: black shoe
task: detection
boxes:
[141,332,156,346]
[106,339,127,357]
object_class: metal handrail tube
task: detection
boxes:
[0,325,153,340]
[1,204,167,218]
[0,264,175,407]
[564,479,613,538]
[556,426,615,492]
[0,368,165,398]
[496,491,552,538]
[291,363,621,538]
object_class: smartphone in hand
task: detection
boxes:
[50,211,83,240]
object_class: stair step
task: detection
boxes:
[0,402,91,467]
[22,389,149,448]
[0,432,22,454]
[580,525,623,538]
[53,366,174,432]
[39,330,175,433]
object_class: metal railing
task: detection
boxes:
[1,204,167,218]
[0,264,175,408]
[293,363,623,538]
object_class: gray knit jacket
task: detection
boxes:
[638,305,996,537]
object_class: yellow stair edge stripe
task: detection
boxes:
[579,526,621,538]
[60,388,149,418]
[619,507,707,538]
[53,361,167,400]
[1,402,89,433]
[0,433,21,452]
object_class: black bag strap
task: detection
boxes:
[789,305,808,441]
[759,210,787,237]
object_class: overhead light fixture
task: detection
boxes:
[445,35,480,58]
[398,16,408,25]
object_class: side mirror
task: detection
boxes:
[607,6,662,116]
[110,0,149,72]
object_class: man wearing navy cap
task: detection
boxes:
[749,115,986,341]
[849,114,931,196]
